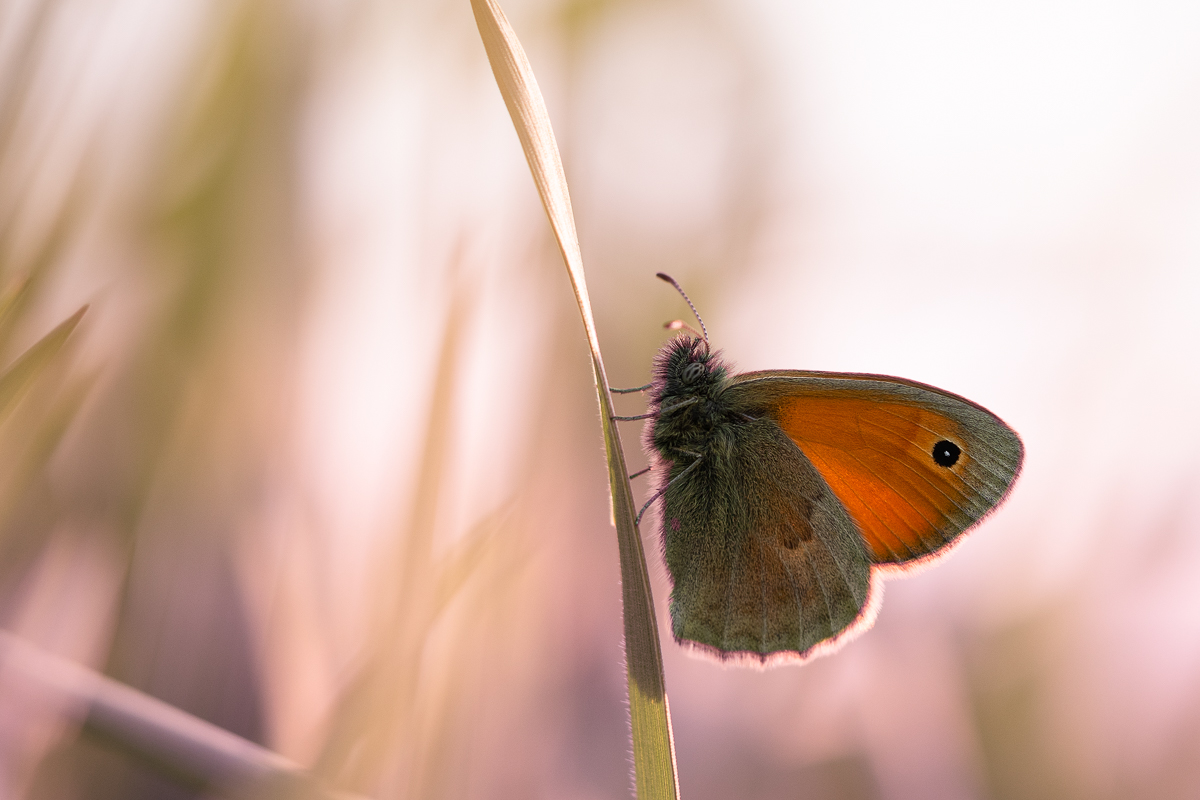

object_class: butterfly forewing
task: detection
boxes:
[661,417,872,663]
[725,371,1024,566]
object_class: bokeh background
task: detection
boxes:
[2,0,1199,798]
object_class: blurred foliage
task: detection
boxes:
[0,1,520,798]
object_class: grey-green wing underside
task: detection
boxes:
[661,418,872,663]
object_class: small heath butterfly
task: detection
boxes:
[626,274,1023,666]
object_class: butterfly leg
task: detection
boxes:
[612,397,701,422]
[629,466,651,479]
[611,383,652,394]
[636,453,703,526]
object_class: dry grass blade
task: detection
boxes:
[0,277,30,333]
[0,304,86,424]
[314,275,490,795]
[470,1,679,797]
[0,631,362,800]
[431,503,511,618]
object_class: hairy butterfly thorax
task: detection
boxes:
[645,336,734,463]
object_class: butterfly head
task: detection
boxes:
[653,335,724,399]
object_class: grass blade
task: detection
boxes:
[0,631,361,800]
[469,2,679,797]
[0,304,86,425]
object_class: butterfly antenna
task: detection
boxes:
[656,273,709,353]
[664,319,704,339]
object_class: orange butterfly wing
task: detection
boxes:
[725,371,1023,566]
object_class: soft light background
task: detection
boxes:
[1,0,1198,799]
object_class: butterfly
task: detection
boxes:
[618,274,1023,666]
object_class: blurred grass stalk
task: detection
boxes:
[310,268,520,798]
[0,298,342,800]
[0,630,359,800]
[470,1,680,798]
[0,45,343,789]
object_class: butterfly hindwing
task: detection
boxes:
[660,417,872,664]
[725,371,1024,567]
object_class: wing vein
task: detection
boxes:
[804,446,916,561]
[754,464,839,642]
[872,404,1016,487]
[843,447,954,548]
[772,545,805,651]
[855,415,971,518]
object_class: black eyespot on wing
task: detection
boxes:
[932,440,961,467]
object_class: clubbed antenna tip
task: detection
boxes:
[656,273,709,352]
